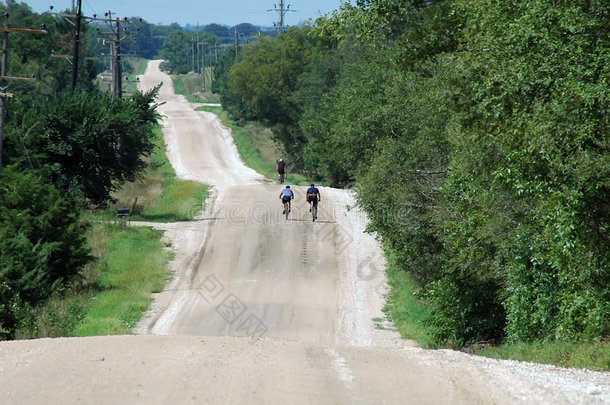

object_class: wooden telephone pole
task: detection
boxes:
[268,0,296,34]
[50,7,139,98]
[94,12,139,98]
[70,0,82,94]
[0,13,47,176]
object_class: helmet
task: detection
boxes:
[286,185,290,188]
[279,158,283,162]
[310,183,315,187]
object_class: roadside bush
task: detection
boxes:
[424,274,505,347]
[0,167,92,339]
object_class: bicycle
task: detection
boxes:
[311,199,318,222]
[283,199,290,220]
[279,185,293,220]
[279,172,285,184]
[306,185,320,222]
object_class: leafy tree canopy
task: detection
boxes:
[6,87,162,204]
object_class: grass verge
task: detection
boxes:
[475,340,610,371]
[18,124,208,338]
[383,250,436,349]
[125,58,149,95]
[112,126,210,222]
[73,124,207,335]
[170,72,219,103]
[73,226,170,336]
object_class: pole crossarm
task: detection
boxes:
[0,75,36,82]
[98,38,135,43]
[2,27,47,35]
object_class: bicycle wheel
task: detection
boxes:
[285,203,289,220]
[312,206,316,222]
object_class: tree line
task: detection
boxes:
[217,0,609,346]
[0,1,160,338]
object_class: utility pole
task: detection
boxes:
[0,13,46,176]
[268,0,295,34]
[70,0,82,94]
[196,22,200,74]
[112,15,122,98]
[93,12,139,98]
[48,7,138,97]
[191,39,196,72]
[200,41,205,91]
[234,27,238,60]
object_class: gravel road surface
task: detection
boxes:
[0,60,608,405]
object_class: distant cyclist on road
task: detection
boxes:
[276,158,286,183]
[306,183,321,220]
[279,185,294,215]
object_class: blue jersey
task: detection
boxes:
[280,189,294,198]
[306,187,319,199]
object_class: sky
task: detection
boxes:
[22,0,346,27]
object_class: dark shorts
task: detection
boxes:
[282,196,292,203]
[309,198,318,207]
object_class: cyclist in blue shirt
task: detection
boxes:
[306,183,321,219]
[279,185,294,214]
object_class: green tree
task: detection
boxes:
[159,29,220,74]
[444,0,610,341]
[226,26,324,167]
[0,1,98,96]
[204,23,229,40]
[0,167,92,339]
[7,87,161,204]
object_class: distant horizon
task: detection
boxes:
[180,22,300,30]
[21,0,347,28]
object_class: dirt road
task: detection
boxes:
[0,61,608,404]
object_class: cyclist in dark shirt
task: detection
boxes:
[276,159,286,183]
[306,183,321,219]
